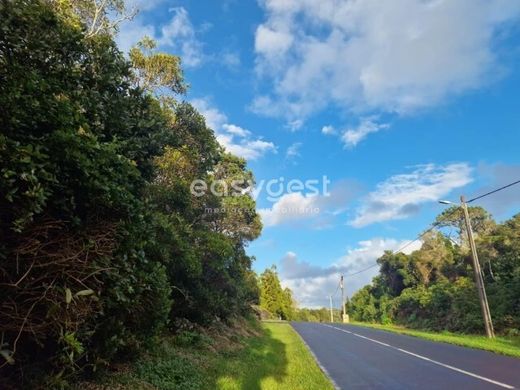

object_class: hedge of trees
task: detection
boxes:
[258,267,340,323]
[0,0,261,387]
[348,207,520,335]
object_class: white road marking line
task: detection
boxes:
[322,324,515,389]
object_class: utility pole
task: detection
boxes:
[329,295,334,323]
[340,275,349,323]
[340,275,345,318]
[461,195,495,338]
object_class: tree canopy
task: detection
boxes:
[348,209,520,335]
[0,1,262,387]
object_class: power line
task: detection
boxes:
[343,223,438,278]
[329,279,341,297]
[391,223,438,255]
[344,263,379,277]
[468,179,520,203]
[336,178,520,282]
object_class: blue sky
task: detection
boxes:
[118,0,520,307]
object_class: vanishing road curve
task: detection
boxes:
[291,322,520,390]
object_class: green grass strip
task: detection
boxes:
[348,321,520,358]
[212,322,335,389]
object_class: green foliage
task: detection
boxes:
[94,321,335,390]
[292,307,337,322]
[135,354,203,390]
[435,205,495,247]
[349,286,378,322]
[349,211,520,336]
[0,0,262,387]
[130,36,187,95]
[259,267,296,320]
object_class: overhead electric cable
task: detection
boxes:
[467,179,520,203]
[343,223,439,278]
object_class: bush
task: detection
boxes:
[1,1,262,387]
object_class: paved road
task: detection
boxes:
[291,322,520,389]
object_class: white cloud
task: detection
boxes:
[191,98,275,161]
[351,163,473,227]
[341,117,389,148]
[286,142,302,158]
[255,25,294,57]
[259,180,357,227]
[286,119,304,131]
[280,238,422,307]
[321,125,336,135]
[259,192,320,226]
[222,124,250,137]
[117,7,203,67]
[223,139,276,161]
[158,7,203,67]
[253,0,520,120]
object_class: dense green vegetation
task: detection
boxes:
[258,267,295,320]
[0,0,261,387]
[88,321,333,390]
[347,207,520,335]
[258,267,340,323]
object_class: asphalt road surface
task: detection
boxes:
[291,322,520,389]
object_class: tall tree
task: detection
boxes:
[259,267,294,320]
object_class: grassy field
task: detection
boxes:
[349,321,520,358]
[213,322,334,390]
[83,320,333,390]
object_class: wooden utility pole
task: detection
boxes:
[329,295,334,323]
[340,275,345,318]
[340,275,349,323]
[461,195,495,338]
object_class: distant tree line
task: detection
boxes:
[347,207,520,335]
[0,0,261,387]
[257,208,520,334]
[258,267,341,323]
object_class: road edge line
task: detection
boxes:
[325,324,515,389]
[291,323,341,390]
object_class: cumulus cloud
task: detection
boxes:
[259,192,320,226]
[191,98,275,160]
[117,7,203,67]
[351,163,473,227]
[255,25,294,58]
[280,238,422,307]
[253,0,520,121]
[259,180,358,227]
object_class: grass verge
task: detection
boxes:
[213,322,334,390]
[80,319,333,390]
[349,321,520,358]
